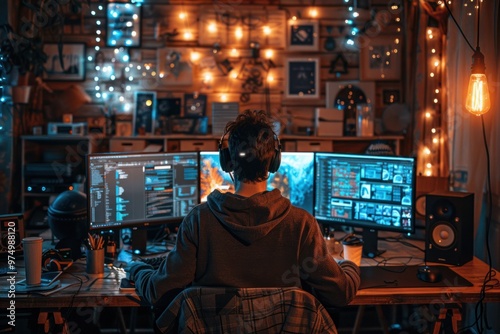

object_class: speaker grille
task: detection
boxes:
[430,222,456,248]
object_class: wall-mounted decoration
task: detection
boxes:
[184,93,207,117]
[43,43,86,81]
[329,53,349,75]
[383,89,401,105]
[157,48,193,86]
[287,20,319,51]
[360,35,402,81]
[133,91,156,135]
[107,3,142,47]
[155,98,182,134]
[198,10,286,48]
[326,81,375,136]
[284,58,320,99]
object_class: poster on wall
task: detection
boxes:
[155,98,181,134]
[133,91,156,135]
[284,58,320,99]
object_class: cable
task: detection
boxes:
[443,1,475,52]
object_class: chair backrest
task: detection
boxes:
[156,286,337,333]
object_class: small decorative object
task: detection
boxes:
[155,98,181,134]
[356,104,374,137]
[284,58,320,99]
[43,43,86,81]
[325,81,375,137]
[382,89,401,105]
[184,93,207,117]
[287,20,319,51]
[381,103,411,134]
[133,91,156,135]
[360,35,402,81]
[158,48,193,86]
[329,53,349,75]
[106,2,142,47]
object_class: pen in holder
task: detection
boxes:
[86,233,105,275]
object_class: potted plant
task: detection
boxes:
[0,24,48,103]
[1,0,89,103]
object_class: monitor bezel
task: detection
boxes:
[86,151,200,232]
[313,151,417,236]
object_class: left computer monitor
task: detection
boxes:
[86,151,199,231]
[199,151,314,214]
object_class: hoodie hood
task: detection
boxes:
[206,189,291,245]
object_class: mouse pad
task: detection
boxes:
[359,265,473,289]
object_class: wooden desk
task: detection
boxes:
[1,236,499,328]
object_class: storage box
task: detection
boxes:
[315,108,344,136]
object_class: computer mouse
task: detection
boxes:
[417,266,442,283]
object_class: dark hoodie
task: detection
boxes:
[132,189,360,309]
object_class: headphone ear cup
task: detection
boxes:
[269,149,281,173]
[219,147,233,172]
[47,259,62,272]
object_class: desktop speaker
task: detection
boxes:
[0,213,25,256]
[425,191,474,266]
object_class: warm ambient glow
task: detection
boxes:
[466,73,490,115]
[465,48,491,116]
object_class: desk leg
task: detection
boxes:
[432,305,462,334]
[37,310,69,334]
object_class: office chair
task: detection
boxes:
[155,286,338,333]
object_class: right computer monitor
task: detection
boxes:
[314,152,416,258]
[199,151,314,214]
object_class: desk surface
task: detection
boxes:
[1,234,499,309]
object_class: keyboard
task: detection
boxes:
[139,255,166,269]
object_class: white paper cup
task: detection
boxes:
[343,244,363,266]
[22,237,43,285]
[342,235,364,266]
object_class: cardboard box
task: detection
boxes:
[315,108,344,136]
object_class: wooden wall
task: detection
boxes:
[43,0,405,138]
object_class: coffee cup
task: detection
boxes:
[342,235,364,266]
[22,237,43,285]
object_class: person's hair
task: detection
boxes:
[224,109,277,182]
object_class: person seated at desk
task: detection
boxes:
[127,110,361,330]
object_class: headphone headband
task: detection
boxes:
[218,127,281,173]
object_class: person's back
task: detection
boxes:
[127,109,360,311]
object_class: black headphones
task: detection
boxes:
[218,127,281,173]
[42,249,73,272]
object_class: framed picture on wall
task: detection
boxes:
[133,91,156,135]
[43,43,86,81]
[284,58,320,99]
[360,35,402,81]
[287,20,319,51]
[106,3,142,47]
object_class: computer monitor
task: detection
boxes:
[314,152,416,258]
[199,151,314,214]
[86,151,199,253]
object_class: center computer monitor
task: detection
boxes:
[199,151,314,214]
[314,152,416,258]
[86,151,199,254]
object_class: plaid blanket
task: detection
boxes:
[156,287,337,333]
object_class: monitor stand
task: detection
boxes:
[362,229,386,258]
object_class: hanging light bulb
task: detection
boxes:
[465,47,490,116]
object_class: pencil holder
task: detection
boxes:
[86,248,105,275]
